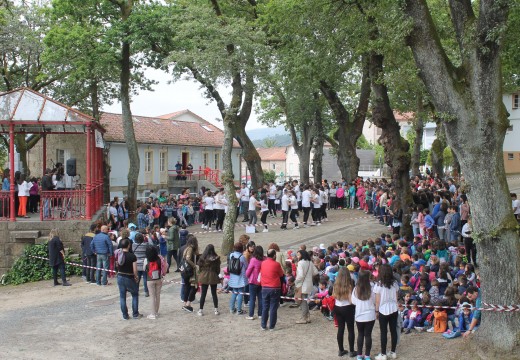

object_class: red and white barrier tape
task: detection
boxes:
[29,255,117,273]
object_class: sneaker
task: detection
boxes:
[230,309,237,314]
[404,328,411,334]
[365,357,372,360]
[182,306,193,313]
[387,352,397,359]
[357,356,364,360]
[201,224,204,229]
[338,350,348,357]
[147,314,156,320]
[349,351,357,358]
[262,229,269,233]
[214,308,220,315]
[261,327,267,331]
[293,226,300,230]
[426,327,435,333]
[133,313,143,319]
[268,328,276,331]
[237,310,244,315]
[304,225,309,228]
[245,316,255,320]
[317,222,321,226]
[144,292,150,297]
[375,354,387,360]
[197,309,203,316]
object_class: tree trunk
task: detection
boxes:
[430,138,444,178]
[221,114,237,255]
[90,79,100,122]
[14,133,40,176]
[404,0,520,353]
[411,98,424,176]
[233,125,263,190]
[451,150,461,179]
[289,122,313,185]
[369,52,414,237]
[320,56,371,183]
[312,140,323,184]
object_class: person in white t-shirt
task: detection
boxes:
[289,190,299,229]
[373,264,399,360]
[301,185,312,227]
[248,191,259,229]
[213,188,227,232]
[203,191,215,230]
[311,188,321,226]
[240,183,250,222]
[333,267,356,357]
[320,186,329,222]
[512,193,520,221]
[259,193,270,232]
[268,181,277,218]
[292,180,302,210]
[351,270,376,360]
[280,190,290,230]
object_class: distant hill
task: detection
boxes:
[246,125,287,140]
[253,133,293,148]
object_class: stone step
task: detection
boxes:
[35,236,49,245]
[10,230,41,243]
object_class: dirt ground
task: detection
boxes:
[0,208,476,360]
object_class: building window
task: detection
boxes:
[145,150,153,172]
[508,153,514,160]
[513,94,519,109]
[214,152,220,169]
[272,163,276,170]
[159,151,167,172]
[56,149,65,165]
[203,152,209,168]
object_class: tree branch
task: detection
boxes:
[352,54,371,136]
[288,123,301,153]
[188,66,227,119]
[448,0,475,53]
[319,80,350,127]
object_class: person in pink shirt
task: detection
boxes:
[336,186,345,209]
[245,246,264,320]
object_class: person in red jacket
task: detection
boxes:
[260,249,284,331]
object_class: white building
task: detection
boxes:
[101,110,242,199]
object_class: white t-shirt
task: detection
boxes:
[204,196,214,210]
[373,282,399,315]
[335,297,353,307]
[293,185,301,201]
[240,187,250,202]
[312,193,321,208]
[352,287,376,322]
[289,195,298,210]
[302,190,311,208]
[321,190,328,204]
[513,199,520,215]
[329,188,337,197]
[213,193,224,210]
[260,199,269,212]
[248,196,257,211]
[281,194,289,211]
[269,185,277,200]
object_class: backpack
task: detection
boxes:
[433,310,448,333]
[228,254,243,275]
[147,260,161,280]
[114,249,126,269]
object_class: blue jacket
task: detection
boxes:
[90,232,113,256]
[228,251,248,288]
[450,212,461,236]
[424,215,435,229]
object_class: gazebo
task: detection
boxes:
[0,88,105,221]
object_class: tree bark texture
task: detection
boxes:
[233,124,264,190]
[320,56,371,183]
[405,0,519,353]
[312,95,324,184]
[221,114,238,256]
[289,122,313,185]
[369,52,414,238]
[411,98,424,176]
[430,138,444,178]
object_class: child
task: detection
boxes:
[179,225,189,249]
[465,263,476,286]
[192,198,200,224]
[403,300,422,334]
[397,301,406,344]
[410,206,420,236]
[429,279,442,305]
[443,302,474,339]
[398,274,413,300]
[351,270,376,360]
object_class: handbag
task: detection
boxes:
[180,252,195,278]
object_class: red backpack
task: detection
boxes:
[148,260,162,280]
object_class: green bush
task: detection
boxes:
[2,243,83,285]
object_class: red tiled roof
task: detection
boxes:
[100,111,240,148]
[256,147,287,161]
[394,111,415,122]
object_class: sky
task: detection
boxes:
[102,68,263,131]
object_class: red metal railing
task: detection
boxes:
[40,190,87,220]
[168,167,221,186]
[0,191,10,220]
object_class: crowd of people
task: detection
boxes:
[46,169,520,359]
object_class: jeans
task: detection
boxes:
[357,320,375,357]
[117,275,139,319]
[52,262,66,284]
[167,249,178,271]
[200,284,218,310]
[137,270,149,295]
[229,286,245,312]
[43,198,51,218]
[86,254,96,282]
[248,210,257,225]
[240,201,249,220]
[403,318,418,329]
[335,304,356,352]
[96,253,110,285]
[261,287,281,329]
[249,284,262,317]
[378,311,398,355]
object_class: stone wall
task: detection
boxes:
[27,134,87,181]
[0,218,97,277]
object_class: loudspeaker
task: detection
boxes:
[66,158,76,177]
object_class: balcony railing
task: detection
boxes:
[168,167,221,187]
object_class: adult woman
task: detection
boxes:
[143,245,163,319]
[17,174,31,218]
[181,236,199,312]
[268,243,290,274]
[245,245,264,320]
[374,264,399,360]
[294,249,318,324]
[116,238,141,320]
[132,233,149,297]
[228,242,248,315]
[213,188,227,232]
[203,190,214,230]
[166,217,180,272]
[48,228,71,287]
[352,270,376,360]
[197,244,221,316]
[333,267,356,358]
[29,178,39,214]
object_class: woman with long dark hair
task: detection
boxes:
[181,236,199,312]
[245,245,264,320]
[143,245,163,319]
[333,267,356,357]
[197,244,221,316]
[374,264,399,360]
[352,270,376,360]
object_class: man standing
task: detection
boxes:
[90,225,113,286]
[240,182,250,222]
[449,206,461,243]
[260,249,284,331]
[48,229,72,287]
[302,185,312,227]
[175,161,182,180]
[81,224,97,284]
[41,168,54,219]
